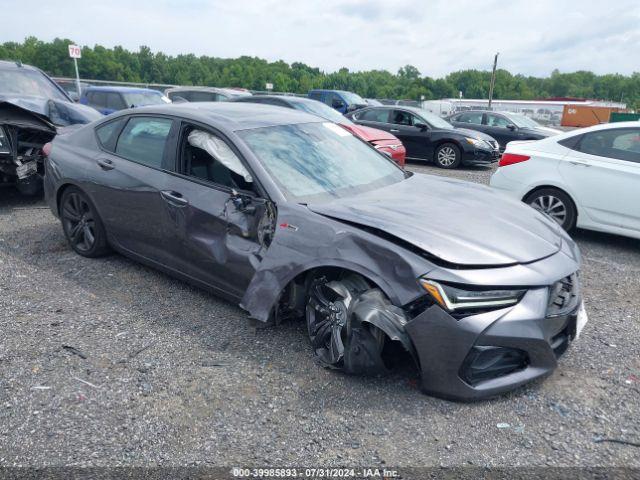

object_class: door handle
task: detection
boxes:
[160,190,188,206]
[96,158,115,170]
[390,129,400,133]
[569,160,591,167]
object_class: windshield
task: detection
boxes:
[239,122,405,203]
[122,92,167,107]
[505,113,542,128]
[341,91,366,105]
[0,68,68,101]
[294,100,353,125]
[414,109,454,129]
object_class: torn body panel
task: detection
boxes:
[0,101,56,190]
[239,202,432,322]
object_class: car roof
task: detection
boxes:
[0,60,42,71]
[109,102,323,131]
[166,86,225,93]
[86,86,161,94]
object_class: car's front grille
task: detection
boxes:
[547,273,580,317]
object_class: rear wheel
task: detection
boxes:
[434,143,461,169]
[306,274,385,373]
[60,187,110,257]
[525,188,577,232]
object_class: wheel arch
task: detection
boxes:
[522,184,580,221]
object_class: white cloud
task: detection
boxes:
[0,0,638,77]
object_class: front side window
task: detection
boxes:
[239,122,405,203]
[578,128,640,162]
[182,128,253,190]
[115,117,173,168]
[90,91,107,108]
[391,110,416,126]
[106,93,126,111]
[485,114,512,128]
[457,112,483,124]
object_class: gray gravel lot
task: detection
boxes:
[1,162,639,471]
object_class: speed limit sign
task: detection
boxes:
[68,45,82,59]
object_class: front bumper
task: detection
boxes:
[461,146,500,166]
[404,287,582,401]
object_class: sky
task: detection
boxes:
[1,0,639,78]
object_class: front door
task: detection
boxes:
[390,109,430,160]
[160,122,271,298]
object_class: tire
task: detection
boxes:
[305,274,385,373]
[524,188,577,232]
[59,187,110,257]
[434,143,461,169]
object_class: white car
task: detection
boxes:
[490,122,640,239]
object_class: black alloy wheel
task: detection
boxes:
[306,275,384,369]
[60,187,110,257]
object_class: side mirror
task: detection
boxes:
[414,122,428,131]
[332,100,345,109]
[231,189,256,214]
[506,124,516,131]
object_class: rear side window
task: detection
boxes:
[189,91,220,102]
[577,128,640,163]
[357,108,390,123]
[106,93,126,111]
[308,91,322,101]
[457,112,483,124]
[90,91,106,107]
[96,118,127,152]
[115,117,173,169]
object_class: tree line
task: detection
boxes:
[2,37,639,109]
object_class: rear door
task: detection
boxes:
[558,127,640,231]
[88,115,181,267]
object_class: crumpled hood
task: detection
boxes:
[0,95,100,127]
[342,122,401,143]
[308,173,565,267]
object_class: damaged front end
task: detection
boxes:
[0,102,56,195]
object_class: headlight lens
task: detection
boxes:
[0,126,10,155]
[465,137,491,149]
[420,279,525,312]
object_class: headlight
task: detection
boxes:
[420,279,525,312]
[465,137,490,149]
[0,126,10,155]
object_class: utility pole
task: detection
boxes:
[488,52,499,110]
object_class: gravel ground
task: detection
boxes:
[1,163,639,472]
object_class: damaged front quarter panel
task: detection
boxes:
[239,202,432,325]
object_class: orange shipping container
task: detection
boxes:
[561,105,625,128]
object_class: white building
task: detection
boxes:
[422,98,627,125]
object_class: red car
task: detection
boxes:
[339,122,406,166]
[232,95,406,166]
